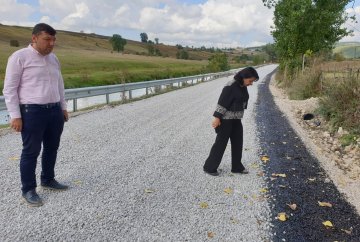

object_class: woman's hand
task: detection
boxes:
[212,117,221,128]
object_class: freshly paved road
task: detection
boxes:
[0,65,277,241]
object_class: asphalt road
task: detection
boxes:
[256,70,360,241]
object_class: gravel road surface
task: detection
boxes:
[0,65,278,241]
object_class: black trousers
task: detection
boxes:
[20,104,64,194]
[203,119,245,173]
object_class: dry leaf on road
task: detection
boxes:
[318,201,333,208]
[200,202,209,209]
[322,221,333,228]
[260,188,268,193]
[207,231,215,238]
[144,189,155,193]
[224,187,233,195]
[287,203,297,211]
[261,155,270,163]
[277,212,287,221]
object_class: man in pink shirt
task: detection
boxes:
[3,23,69,207]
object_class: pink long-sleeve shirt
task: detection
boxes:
[3,44,67,119]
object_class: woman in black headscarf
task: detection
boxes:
[203,67,259,176]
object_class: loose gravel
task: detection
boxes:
[0,65,277,241]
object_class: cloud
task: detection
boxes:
[0,0,274,47]
[0,0,34,23]
[341,6,360,42]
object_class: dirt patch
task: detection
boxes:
[269,74,360,214]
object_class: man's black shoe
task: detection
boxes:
[204,169,219,176]
[41,180,69,190]
[22,189,43,207]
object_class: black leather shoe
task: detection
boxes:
[41,180,69,190]
[22,189,43,207]
[232,169,249,174]
[204,169,220,176]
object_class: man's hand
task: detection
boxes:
[63,110,69,122]
[212,117,221,128]
[10,118,22,132]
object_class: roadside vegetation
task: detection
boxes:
[263,0,360,138]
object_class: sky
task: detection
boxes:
[1,0,360,48]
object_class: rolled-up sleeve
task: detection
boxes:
[213,86,233,119]
[3,55,23,119]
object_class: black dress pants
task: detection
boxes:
[20,104,64,194]
[203,119,245,173]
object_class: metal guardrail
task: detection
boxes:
[0,69,238,113]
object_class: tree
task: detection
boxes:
[109,34,127,52]
[266,0,355,74]
[155,38,159,44]
[207,53,230,72]
[140,32,148,43]
[262,43,277,62]
[176,50,189,59]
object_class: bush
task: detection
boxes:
[10,40,19,47]
[318,76,360,135]
[288,69,322,99]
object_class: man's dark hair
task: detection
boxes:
[32,23,56,36]
[234,67,259,85]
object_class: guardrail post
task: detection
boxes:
[146,87,149,95]
[106,93,110,104]
[129,90,132,99]
[73,99,78,112]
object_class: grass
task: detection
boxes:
[277,57,360,137]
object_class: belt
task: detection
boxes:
[20,102,61,109]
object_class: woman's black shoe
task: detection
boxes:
[231,169,249,174]
[204,169,220,176]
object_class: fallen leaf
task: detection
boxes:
[260,188,268,193]
[73,180,82,185]
[287,203,297,211]
[207,232,215,238]
[322,221,333,228]
[224,187,233,195]
[251,163,260,168]
[277,212,287,221]
[261,155,270,163]
[9,156,19,161]
[341,227,353,235]
[318,201,333,208]
[272,173,287,178]
[308,178,316,182]
[200,202,209,209]
[243,195,248,199]
[257,171,264,177]
[144,189,155,193]
[230,217,239,224]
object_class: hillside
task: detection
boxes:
[334,41,360,59]
[0,24,214,60]
[0,24,267,93]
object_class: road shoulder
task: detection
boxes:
[269,73,360,215]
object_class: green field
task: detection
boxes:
[0,25,214,94]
